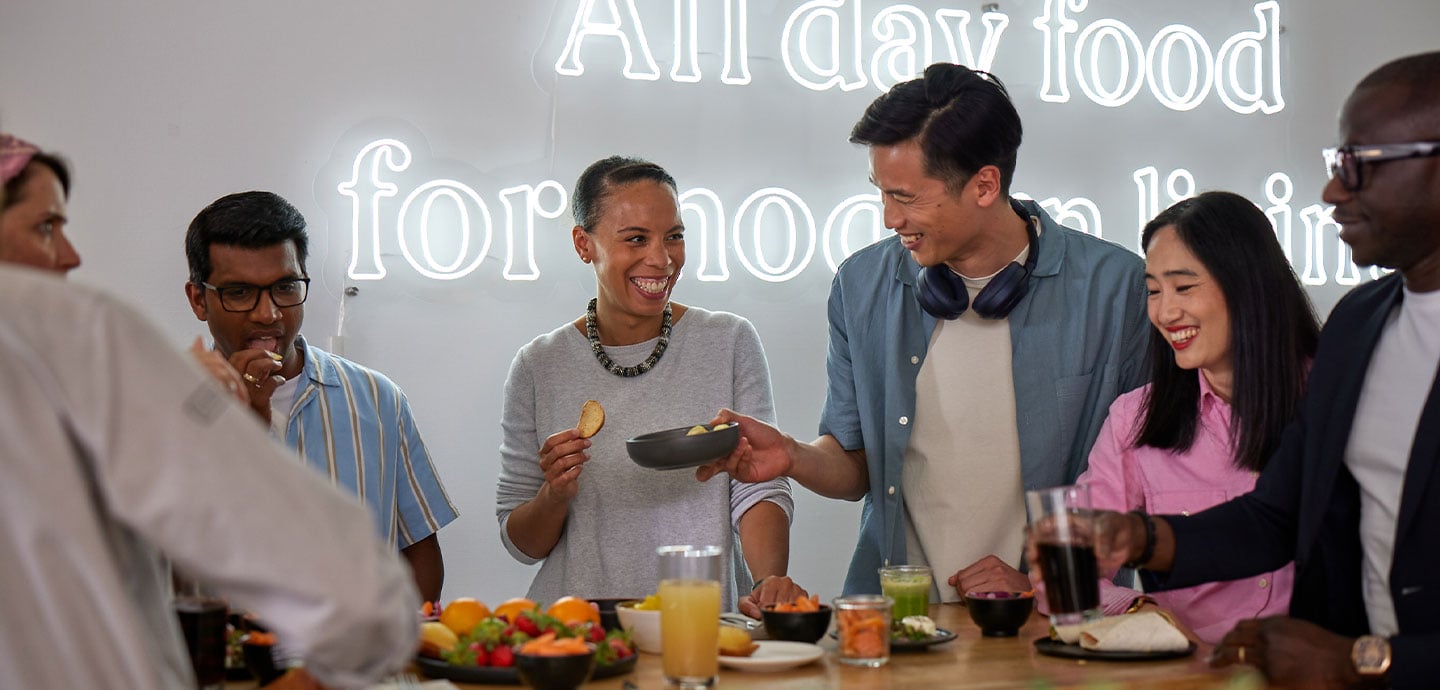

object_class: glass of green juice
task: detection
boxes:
[878,565,932,622]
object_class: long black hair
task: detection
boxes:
[1135,191,1319,472]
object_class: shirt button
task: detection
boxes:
[910,355,919,364]
[1259,578,1269,588]
[888,486,896,496]
[899,416,909,425]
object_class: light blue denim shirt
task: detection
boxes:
[282,335,459,548]
[819,200,1149,594]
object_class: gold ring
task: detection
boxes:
[242,373,261,386]
[1238,646,1247,664]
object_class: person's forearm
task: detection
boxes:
[737,500,790,581]
[401,534,444,602]
[505,487,569,560]
[788,435,869,501]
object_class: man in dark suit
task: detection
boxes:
[1082,51,1440,689]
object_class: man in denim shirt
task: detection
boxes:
[699,63,1148,598]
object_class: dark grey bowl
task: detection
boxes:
[964,591,1035,637]
[760,604,833,643]
[587,597,639,632]
[514,647,596,690]
[625,424,740,470]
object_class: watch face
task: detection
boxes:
[1353,636,1391,675]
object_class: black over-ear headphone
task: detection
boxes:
[915,199,1038,320]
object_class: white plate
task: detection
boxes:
[719,641,825,672]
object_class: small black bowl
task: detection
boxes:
[625,424,740,470]
[515,647,596,690]
[964,591,1035,637]
[241,636,283,686]
[760,604,833,643]
[587,597,639,632]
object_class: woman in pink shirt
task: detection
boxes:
[1071,191,1320,643]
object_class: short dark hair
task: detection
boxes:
[1355,50,1440,113]
[571,156,678,232]
[3,152,72,211]
[185,191,309,285]
[849,63,1023,194]
[1135,191,1320,472]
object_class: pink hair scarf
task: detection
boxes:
[0,134,40,186]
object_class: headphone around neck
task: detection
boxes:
[915,199,1038,320]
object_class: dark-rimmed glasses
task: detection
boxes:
[200,278,310,312]
[1323,141,1440,191]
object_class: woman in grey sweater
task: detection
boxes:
[496,156,805,616]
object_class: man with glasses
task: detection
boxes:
[184,191,457,602]
[1072,51,1440,689]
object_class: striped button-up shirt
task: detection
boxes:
[281,336,458,547]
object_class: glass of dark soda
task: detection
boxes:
[1026,484,1101,627]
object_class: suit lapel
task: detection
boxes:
[1396,353,1440,540]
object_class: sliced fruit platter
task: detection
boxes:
[417,596,637,684]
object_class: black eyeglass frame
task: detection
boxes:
[1323,141,1440,192]
[199,277,311,312]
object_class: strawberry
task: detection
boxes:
[468,642,488,667]
[587,624,606,643]
[607,636,634,659]
[515,614,542,638]
[489,645,515,667]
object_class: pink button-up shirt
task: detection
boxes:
[1074,377,1294,644]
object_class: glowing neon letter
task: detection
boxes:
[672,0,751,84]
[1034,0,1082,103]
[1133,166,1195,247]
[723,0,752,85]
[732,188,817,282]
[339,139,412,281]
[396,180,494,281]
[1145,25,1214,111]
[1263,172,1294,263]
[870,5,931,92]
[498,182,567,281]
[934,8,1009,72]
[680,188,730,281]
[823,193,883,272]
[672,0,701,83]
[1215,1,1283,114]
[1074,18,1145,107]
[1297,203,1337,286]
[781,0,866,92]
[555,0,661,81]
[1040,196,1104,239]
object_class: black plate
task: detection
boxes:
[828,628,958,651]
[1033,637,1197,661]
[415,653,638,685]
[625,424,740,470]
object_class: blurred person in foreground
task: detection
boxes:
[1035,191,1317,643]
[697,63,1149,599]
[1066,51,1440,689]
[183,191,458,602]
[0,263,418,689]
[496,156,804,617]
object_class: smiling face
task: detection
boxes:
[869,139,992,271]
[573,180,684,340]
[0,163,80,275]
[1322,82,1440,287]
[185,241,306,379]
[1145,225,1233,394]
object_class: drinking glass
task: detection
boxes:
[833,595,892,667]
[173,577,228,690]
[1026,484,1102,626]
[657,545,722,689]
[878,565,932,622]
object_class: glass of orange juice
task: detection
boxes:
[657,545,722,689]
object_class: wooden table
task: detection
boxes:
[233,604,1260,689]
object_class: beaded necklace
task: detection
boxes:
[585,297,672,377]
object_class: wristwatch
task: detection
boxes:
[1351,634,1391,678]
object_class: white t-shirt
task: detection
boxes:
[1343,285,1440,637]
[902,247,1030,602]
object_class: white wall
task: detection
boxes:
[3,0,1437,606]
